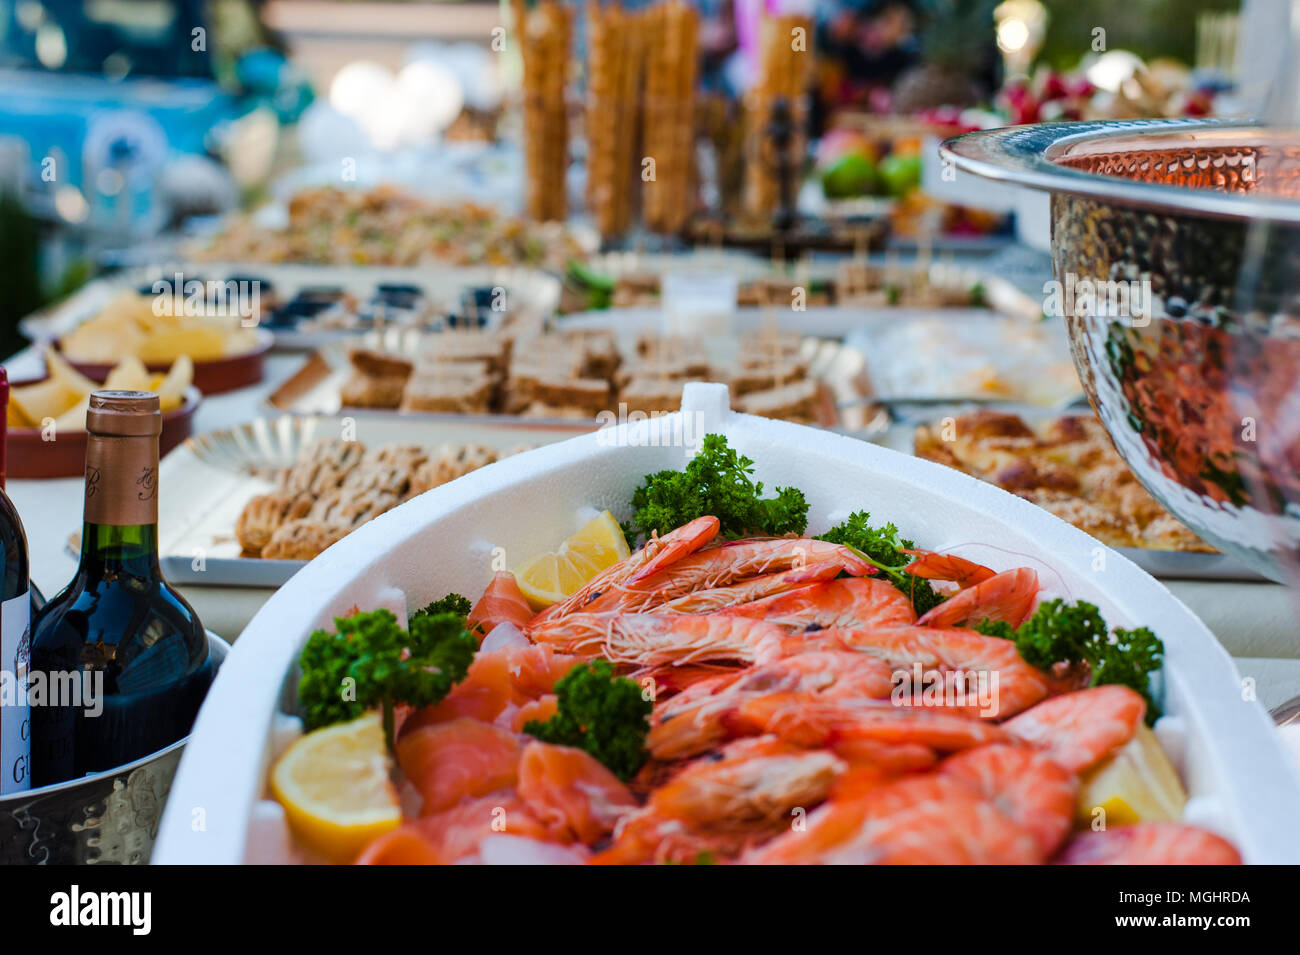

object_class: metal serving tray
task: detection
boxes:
[156,414,593,588]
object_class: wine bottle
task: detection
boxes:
[0,368,31,794]
[30,392,213,786]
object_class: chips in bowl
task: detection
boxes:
[58,291,259,365]
[8,349,194,432]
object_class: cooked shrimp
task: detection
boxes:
[626,515,727,583]
[530,516,720,625]
[901,549,996,588]
[731,692,1007,752]
[583,538,874,614]
[824,625,1050,719]
[941,743,1077,858]
[1055,823,1242,865]
[631,661,742,699]
[656,560,845,613]
[590,822,754,865]
[527,611,786,668]
[719,577,917,632]
[829,738,938,776]
[746,773,1042,864]
[597,737,846,864]
[1004,685,1145,773]
[915,567,1039,629]
[649,736,845,830]
[647,651,895,760]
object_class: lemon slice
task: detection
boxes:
[1076,722,1187,828]
[516,510,631,609]
[270,711,402,863]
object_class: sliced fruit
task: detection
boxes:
[270,711,402,863]
[515,510,630,609]
[1075,722,1187,828]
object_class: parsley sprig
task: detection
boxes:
[975,599,1164,721]
[817,511,945,616]
[523,660,652,780]
[623,434,808,543]
[298,608,477,749]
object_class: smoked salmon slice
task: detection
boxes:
[354,827,444,865]
[401,645,580,736]
[510,695,559,733]
[416,791,552,862]
[396,718,522,815]
[516,741,638,844]
[468,572,534,641]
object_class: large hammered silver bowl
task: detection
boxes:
[943,119,1300,583]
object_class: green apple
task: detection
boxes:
[821,153,878,199]
[878,153,922,198]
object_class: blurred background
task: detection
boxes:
[0,0,1272,357]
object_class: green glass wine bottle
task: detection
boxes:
[30,392,213,786]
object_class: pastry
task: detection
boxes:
[343,462,416,497]
[409,444,499,495]
[276,440,366,494]
[261,519,349,561]
[235,491,313,555]
[309,488,400,527]
[914,409,1213,552]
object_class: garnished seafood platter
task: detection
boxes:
[155,385,1300,864]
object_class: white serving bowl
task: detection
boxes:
[154,383,1300,864]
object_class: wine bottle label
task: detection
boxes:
[0,591,30,794]
[84,434,160,527]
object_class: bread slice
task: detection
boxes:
[530,376,610,414]
[400,374,494,413]
[341,372,406,409]
[618,377,684,414]
[734,379,821,423]
[348,348,413,379]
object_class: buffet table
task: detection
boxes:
[6,343,1299,714]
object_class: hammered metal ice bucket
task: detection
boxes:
[0,634,228,864]
[942,119,1300,582]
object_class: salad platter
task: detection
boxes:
[155,384,1300,864]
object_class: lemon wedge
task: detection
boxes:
[270,711,402,863]
[1076,722,1187,828]
[515,510,631,609]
